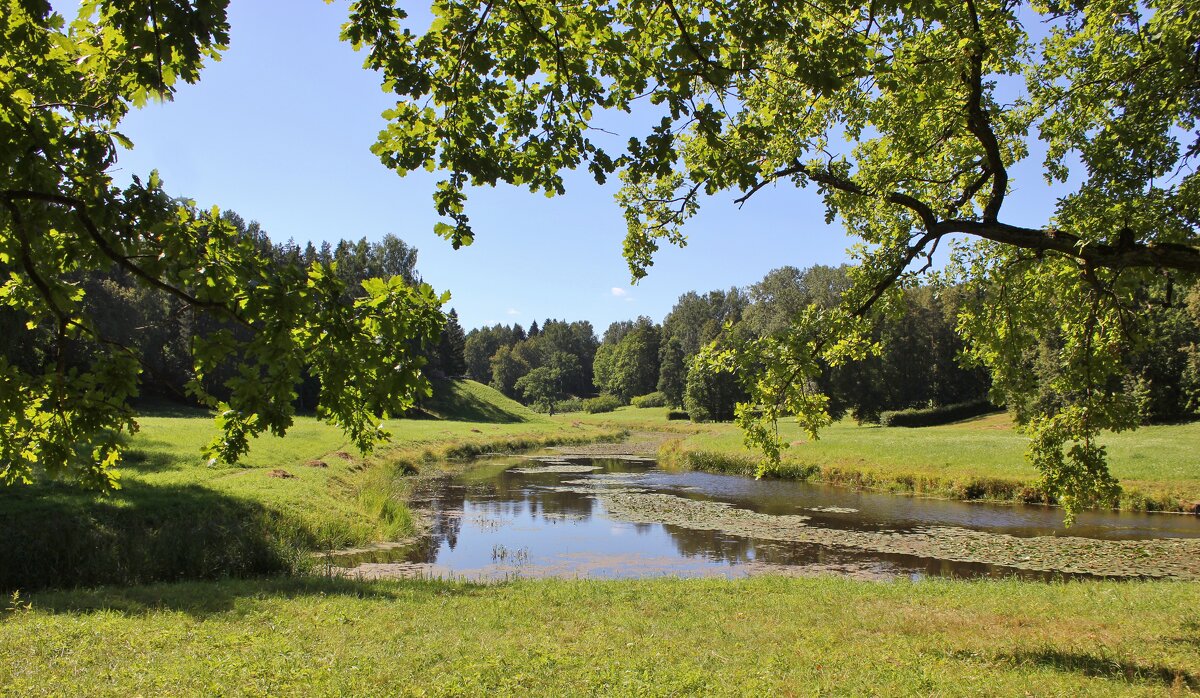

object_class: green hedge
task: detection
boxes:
[583,395,624,413]
[879,399,996,428]
[666,410,690,421]
[631,392,668,408]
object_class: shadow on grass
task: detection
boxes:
[0,481,310,592]
[421,380,529,423]
[19,575,492,619]
[1002,649,1198,690]
[121,439,196,473]
[131,398,214,419]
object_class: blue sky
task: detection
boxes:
[110,2,1064,333]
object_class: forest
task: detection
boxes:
[8,215,1198,432]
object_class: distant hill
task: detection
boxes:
[419,379,539,423]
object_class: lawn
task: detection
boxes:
[565,407,1200,511]
[2,575,1196,696]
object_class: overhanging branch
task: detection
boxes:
[2,189,254,329]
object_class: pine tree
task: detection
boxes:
[437,309,468,377]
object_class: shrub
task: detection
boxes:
[879,399,996,428]
[552,397,585,413]
[583,395,624,413]
[631,391,667,408]
[666,410,690,421]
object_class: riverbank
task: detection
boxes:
[3,575,1197,695]
[563,408,1200,513]
[0,381,623,590]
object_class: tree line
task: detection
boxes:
[1,211,466,414]
[469,265,1200,426]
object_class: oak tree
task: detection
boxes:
[347,0,1200,516]
[2,1,447,490]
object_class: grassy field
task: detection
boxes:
[4,393,1199,694]
[565,407,1200,511]
[2,575,1197,695]
[0,381,622,590]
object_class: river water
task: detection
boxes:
[330,454,1200,581]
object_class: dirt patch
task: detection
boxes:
[266,469,296,479]
[305,459,328,468]
[330,451,355,461]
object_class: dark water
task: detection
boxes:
[330,456,1200,581]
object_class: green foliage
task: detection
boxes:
[666,410,690,421]
[346,0,1200,518]
[430,308,468,378]
[513,358,576,412]
[551,397,586,414]
[683,355,747,424]
[631,391,667,408]
[656,337,687,408]
[879,400,997,428]
[1,1,447,490]
[592,317,660,401]
[582,395,624,414]
[471,320,598,403]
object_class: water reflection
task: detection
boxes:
[331,456,1200,581]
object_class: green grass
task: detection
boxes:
[421,378,537,422]
[567,407,1200,511]
[2,575,1197,695]
[0,381,621,590]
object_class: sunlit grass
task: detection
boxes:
[2,575,1197,696]
[570,407,1200,510]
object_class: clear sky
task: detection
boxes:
[109,1,1064,333]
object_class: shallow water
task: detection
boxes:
[330,456,1200,581]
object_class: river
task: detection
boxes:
[330,453,1200,581]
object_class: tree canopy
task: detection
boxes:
[348,0,1200,517]
[1,1,447,489]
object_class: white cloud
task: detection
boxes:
[611,287,634,302]
[506,308,520,316]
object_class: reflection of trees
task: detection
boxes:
[402,460,1065,581]
[407,467,607,563]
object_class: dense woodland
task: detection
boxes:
[6,217,1199,428]
[0,212,467,414]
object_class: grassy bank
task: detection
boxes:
[2,575,1197,695]
[0,381,622,590]
[566,408,1200,512]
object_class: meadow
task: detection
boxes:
[567,407,1200,512]
[2,576,1197,695]
[4,385,1200,696]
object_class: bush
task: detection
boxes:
[879,399,996,428]
[666,410,690,421]
[552,397,585,413]
[583,395,624,413]
[631,391,668,408]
